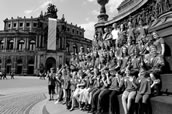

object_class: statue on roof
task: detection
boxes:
[47,3,58,18]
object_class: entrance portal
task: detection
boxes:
[45,57,56,72]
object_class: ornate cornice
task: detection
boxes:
[149,11,172,34]
[105,0,148,25]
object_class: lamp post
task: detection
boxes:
[97,0,109,22]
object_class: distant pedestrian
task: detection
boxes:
[10,72,14,79]
[3,71,7,80]
[47,68,56,101]
[0,71,2,80]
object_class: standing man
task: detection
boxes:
[111,23,119,49]
[47,68,56,101]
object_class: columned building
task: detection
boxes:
[0,4,92,75]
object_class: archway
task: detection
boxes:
[27,58,34,74]
[45,57,56,72]
[16,59,23,74]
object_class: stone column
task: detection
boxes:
[36,35,38,48]
[1,56,6,72]
[25,38,29,51]
[23,18,26,31]
[11,56,16,73]
[39,35,42,48]
[4,38,7,51]
[14,38,17,52]
[30,19,33,32]
[42,35,44,48]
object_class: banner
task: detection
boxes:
[47,18,57,50]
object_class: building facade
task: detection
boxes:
[0,4,92,75]
[95,0,172,72]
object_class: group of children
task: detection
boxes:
[47,21,165,114]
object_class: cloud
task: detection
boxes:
[85,17,90,21]
[35,0,53,11]
[79,21,96,40]
[24,0,53,15]
[87,0,95,2]
[24,10,33,15]
[107,0,123,15]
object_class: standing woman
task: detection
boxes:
[47,68,56,101]
[121,68,137,114]
[69,71,77,110]
[63,67,71,109]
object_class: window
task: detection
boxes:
[26,23,30,27]
[13,23,17,27]
[29,40,36,51]
[17,40,25,51]
[77,31,78,34]
[7,40,14,50]
[73,44,77,53]
[66,43,69,53]
[72,29,74,33]
[67,28,70,31]
[19,23,23,27]
[0,40,4,49]
[33,23,37,27]
[8,23,11,28]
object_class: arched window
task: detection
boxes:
[73,44,77,53]
[0,40,4,49]
[29,40,36,51]
[17,40,25,51]
[7,40,14,50]
[6,59,12,73]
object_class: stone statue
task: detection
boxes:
[155,0,163,16]
[47,3,58,18]
[163,0,170,12]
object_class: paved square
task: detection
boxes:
[0,76,87,114]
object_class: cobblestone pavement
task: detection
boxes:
[0,92,46,114]
[0,77,47,114]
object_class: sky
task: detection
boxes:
[0,0,123,40]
